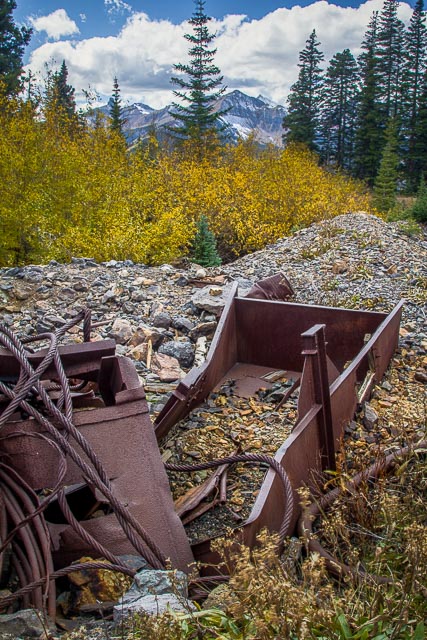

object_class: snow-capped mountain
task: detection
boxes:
[95,90,286,147]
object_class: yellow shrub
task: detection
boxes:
[0,100,373,266]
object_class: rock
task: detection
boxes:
[191,284,233,314]
[363,402,379,430]
[127,342,149,362]
[126,568,188,600]
[0,609,47,638]
[332,259,348,274]
[108,318,134,344]
[172,316,194,334]
[194,336,208,366]
[129,326,164,348]
[414,370,427,384]
[150,353,184,382]
[151,312,172,329]
[114,593,193,620]
[195,268,207,278]
[159,340,195,368]
[189,321,217,340]
[114,569,193,621]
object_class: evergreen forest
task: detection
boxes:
[0,0,426,268]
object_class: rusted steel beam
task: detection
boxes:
[301,324,335,472]
[0,340,116,382]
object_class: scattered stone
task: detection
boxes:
[0,609,48,638]
[114,569,193,621]
[151,311,172,329]
[108,318,134,344]
[150,353,184,382]
[190,321,217,340]
[192,284,233,314]
[363,403,379,430]
[172,316,194,334]
[414,370,427,384]
[158,340,195,368]
[129,326,163,348]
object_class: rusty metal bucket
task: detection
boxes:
[155,283,403,561]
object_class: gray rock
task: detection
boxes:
[0,609,47,638]
[128,568,188,600]
[159,340,195,368]
[363,402,379,430]
[191,284,233,314]
[151,312,172,329]
[190,321,217,340]
[109,318,134,344]
[172,316,194,334]
[113,568,192,621]
[114,593,193,621]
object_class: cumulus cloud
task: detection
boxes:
[26,0,413,108]
[105,0,132,17]
[29,9,80,41]
[80,14,87,23]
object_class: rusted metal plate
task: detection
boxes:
[1,354,193,572]
[244,272,295,301]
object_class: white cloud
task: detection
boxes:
[26,0,414,109]
[29,9,80,41]
[80,14,87,23]
[105,0,132,16]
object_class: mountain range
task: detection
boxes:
[96,90,286,147]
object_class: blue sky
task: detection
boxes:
[14,0,415,108]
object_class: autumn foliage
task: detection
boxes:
[0,92,373,267]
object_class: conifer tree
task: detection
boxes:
[283,30,324,151]
[170,0,228,157]
[412,69,427,183]
[191,215,221,267]
[402,0,427,189]
[376,0,406,119]
[353,12,385,182]
[320,49,359,170]
[109,76,125,136]
[44,61,79,134]
[372,118,399,212]
[0,0,32,96]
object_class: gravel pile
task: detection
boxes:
[0,212,426,411]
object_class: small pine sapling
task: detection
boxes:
[191,215,221,267]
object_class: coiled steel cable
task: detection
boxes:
[166,453,295,546]
[0,311,169,612]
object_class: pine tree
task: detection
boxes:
[283,30,324,151]
[412,69,427,183]
[170,0,228,157]
[191,215,221,267]
[402,0,427,189]
[0,0,32,96]
[376,0,406,119]
[44,61,79,133]
[109,76,125,136]
[372,118,399,212]
[320,49,359,170]
[353,12,385,182]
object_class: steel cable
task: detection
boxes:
[166,452,295,546]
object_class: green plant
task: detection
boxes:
[190,215,221,267]
[411,176,427,223]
